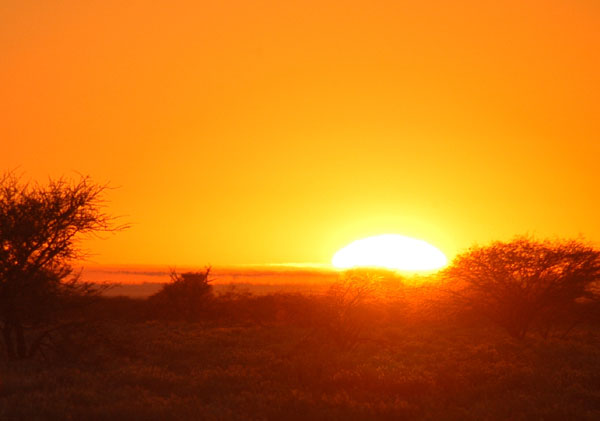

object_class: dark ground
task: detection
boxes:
[2,317,600,420]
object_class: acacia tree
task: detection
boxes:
[441,237,600,339]
[0,172,122,359]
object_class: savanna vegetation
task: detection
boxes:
[2,173,600,420]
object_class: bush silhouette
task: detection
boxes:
[148,268,213,321]
[305,270,385,350]
[441,236,600,339]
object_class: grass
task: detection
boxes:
[2,318,600,420]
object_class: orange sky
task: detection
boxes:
[2,0,599,267]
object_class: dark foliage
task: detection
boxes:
[308,271,384,350]
[3,319,600,420]
[147,268,214,321]
[441,236,600,339]
[210,289,324,326]
[0,172,122,360]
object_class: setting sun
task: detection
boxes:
[331,234,448,271]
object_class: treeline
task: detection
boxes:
[88,236,600,345]
[5,242,600,361]
[2,172,600,362]
[86,269,404,342]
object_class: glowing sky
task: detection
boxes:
[2,0,599,266]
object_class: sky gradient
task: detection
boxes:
[2,0,599,267]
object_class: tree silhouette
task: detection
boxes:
[441,237,600,339]
[0,172,123,359]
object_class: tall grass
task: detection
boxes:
[2,273,600,419]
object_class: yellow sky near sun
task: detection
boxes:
[1,0,599,267]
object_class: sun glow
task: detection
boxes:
[332,234,448,271]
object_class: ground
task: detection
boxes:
[2,321,600,420]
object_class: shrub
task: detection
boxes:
[147,268,214,321]
[312,270,385,350]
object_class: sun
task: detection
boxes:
[332,234,447,271]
